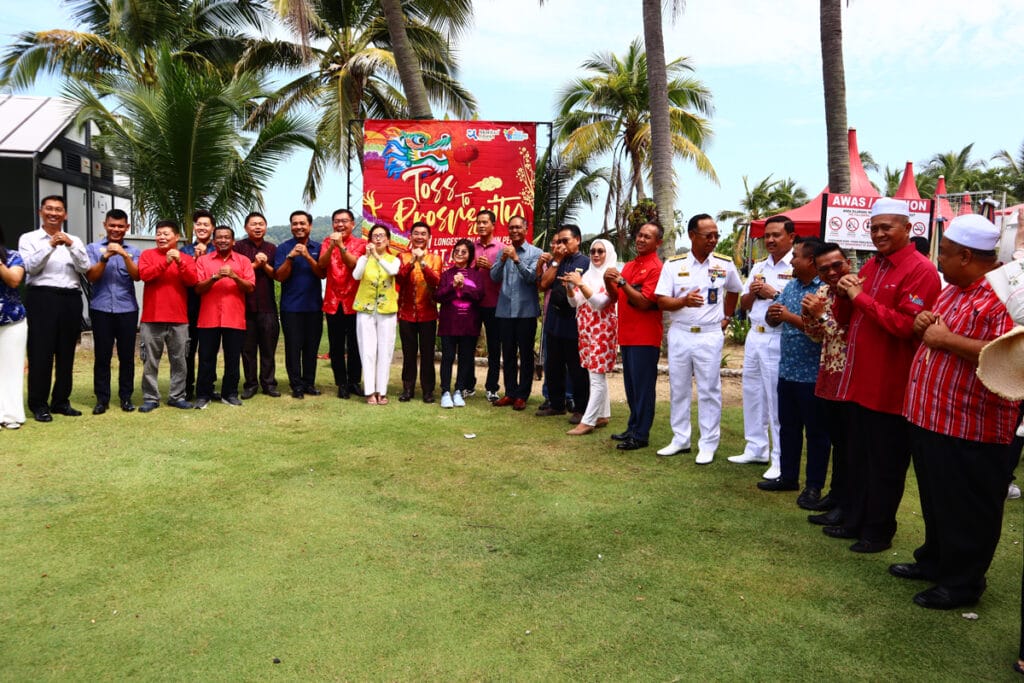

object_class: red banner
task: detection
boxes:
[362,120,536,259]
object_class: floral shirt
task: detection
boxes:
[0,251,26,325]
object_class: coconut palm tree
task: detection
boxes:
[642,0,675,244]
[68,47,314,236]
[820,0,849,194]
[922,144,987,193]
[555,38,716,246]
[253,0,476,201]
[0,0,270,89]
[992,140,1024,202]
[532,150,608,249]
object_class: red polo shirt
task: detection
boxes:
[617,251,663,347]
[196,250,256,330]
[139,248,198,324]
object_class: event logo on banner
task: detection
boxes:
[822,194,934,251]
[362,120,536,259]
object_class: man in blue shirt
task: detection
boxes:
[85,209,141,414]
[760,236,830,508]
[491,215,542,410]
[274,210,325,398]
[536,224,589,420]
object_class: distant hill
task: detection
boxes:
[266,215,334,244]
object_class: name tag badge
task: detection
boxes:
[707,287,718,305]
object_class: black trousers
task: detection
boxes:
[326,311,361,389]
[910,425,1007,599]
[471,306,500,393]
[844,405,911,543]
[242,311,279,393]
[25,286,81,411]
[440,335,475,394]
[498,316,536,400]
[398,319,436,394]
[281,311,323,391]
[197,327,243,399]
[822,399,852,505]
[91,309,138,405]
[621,345,658,442]
[778,379,830,489]
[545,332,588,413]
[186,296,201,398]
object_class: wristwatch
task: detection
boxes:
[818,313,829,323]
[617,277,627,287]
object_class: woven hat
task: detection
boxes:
[977,326,1024,400]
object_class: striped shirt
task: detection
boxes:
[903,277,1017,444]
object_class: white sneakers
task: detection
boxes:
[453,390,466,407]
[440,392,454,408]
[727,452,769,464]
[1009,483,1021,500]
[762,466,781,480]
[656,442,690,456]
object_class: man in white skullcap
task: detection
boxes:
[822,198,942,553]
[892,213,1017,609]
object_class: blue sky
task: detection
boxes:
[3,0,1023,248]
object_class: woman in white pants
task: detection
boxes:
[564,238,618,435]
[353,224,400,404]
[0,225,27,428]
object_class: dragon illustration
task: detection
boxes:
[382,129,452,179]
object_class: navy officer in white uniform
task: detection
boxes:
[655,213,742,464]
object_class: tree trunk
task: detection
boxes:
[643,0,676,251]
[820,0,849,193]
[380,0,432,119]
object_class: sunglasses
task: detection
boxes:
[590,249,605,255]
[553,238,568,245]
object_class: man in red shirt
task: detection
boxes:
[894,214,1017,609]
[826,198,941,553]
[603,222,664,451]
[137,220,199,412]
[194,226,256,408]
[319,209,367,399]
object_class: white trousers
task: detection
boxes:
[740,329,781,465]
[581,371,610,426]
[0,319,27,424]
[667,326,724,453]
[356,312,397,395]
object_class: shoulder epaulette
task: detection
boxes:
[712,252,732,262]
[667,253,687,262]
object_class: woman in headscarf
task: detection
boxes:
[563,238,618,435]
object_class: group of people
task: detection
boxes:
[2,196,1023,626]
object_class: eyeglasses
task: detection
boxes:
[553,238,568,245]
[590,249,605,255]
[371,233,388,241]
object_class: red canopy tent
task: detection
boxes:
[933,176,956,224]
[894,161,921,200]
[750,128,879,237]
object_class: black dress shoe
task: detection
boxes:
[398,390,413,402]
[757,478,800,492]
[913,585,979,610]
[535,407,566,417]
[33,409,53,423]
[805,493,837,511]
[889,563,931,581]
[337,386,350,399]
[610,431,633,442]
[796,487,821,509]
[347,383,363,398]
[264,388,281,398]
[849,539,891,554]
[568,413,583,425]
[616,437,649,451]
[51,404,82,417]
[423,392,435,404]
[823,525,858,539]
[139,402,160,413]
[808,508,843,526]
[304,386,322,396]
[92,403,108,415]
[291,390,304,399]
[120,400,135,412]
[241,387,258,400]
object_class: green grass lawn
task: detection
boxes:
[2,350,1022,680]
